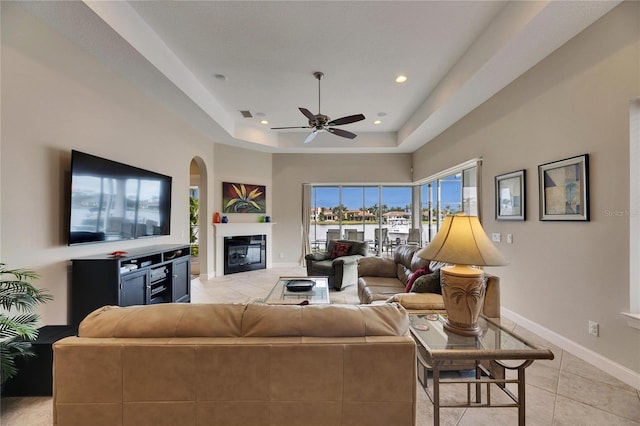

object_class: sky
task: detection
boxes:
[313,180,463,210]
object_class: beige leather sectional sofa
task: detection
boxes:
[358,244,500,318]
[53,302,417,426]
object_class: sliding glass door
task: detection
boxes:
[309,185,412,253]
[306,161,479,253]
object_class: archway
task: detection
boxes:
[189,157,208,278]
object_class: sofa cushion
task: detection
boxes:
[310,259,334,275]
[330,241,352,258]
[386,292,446,311]
[358,276,406,304]
[411,268,441,294]
[393,245,418,269]
[326,239,369,258]
[357,256,396,278]
[242,303,409,337]
[346,240,369,256]
[79,303,246,338]
[404,266,430,292]
[78,302,410,338]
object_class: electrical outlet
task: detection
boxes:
[588,320,599,336]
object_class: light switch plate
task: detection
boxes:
[492,233,501,242]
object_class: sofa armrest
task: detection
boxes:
[332,254,362,266]
[483,274,500,319]
[305,252,331,261]
[386,292,446,311]
[387,275,501,317]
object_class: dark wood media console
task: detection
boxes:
[71,244,191,325]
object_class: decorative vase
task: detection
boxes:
[265,216,271,223]
[213,212,221,223]
[221,216,228,223]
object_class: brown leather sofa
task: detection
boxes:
[358,244,500,318]
[305,239,369,290]
[53,302,416,426]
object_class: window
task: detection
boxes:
[626,99,640,328]
[304,159,480,255]
[417,160,480,244]
[309,185,413,253]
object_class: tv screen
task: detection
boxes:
[68,150,172,245]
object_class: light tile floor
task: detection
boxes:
[2,266,639,425]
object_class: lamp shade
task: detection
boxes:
[417,215,506,267]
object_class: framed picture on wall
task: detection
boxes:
[538,154,589,221]
[223,182,266,213]
[495,170,525,221]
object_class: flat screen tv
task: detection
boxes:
[68,150,172,245]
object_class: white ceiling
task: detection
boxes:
[18,1,620,153]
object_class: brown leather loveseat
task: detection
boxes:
[358,244,500,318]
[53,302,417,426]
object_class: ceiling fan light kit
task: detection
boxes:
[271,72,365,143]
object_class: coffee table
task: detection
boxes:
[409,313,554,426]
[264,276,330,305]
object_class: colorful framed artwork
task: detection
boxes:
[538,154,589,221]
[495,169,525,221]
[223,182,266,213]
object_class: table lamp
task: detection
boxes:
[417,214,506,336]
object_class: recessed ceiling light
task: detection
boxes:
[214,73,227,81]
[373,120,382,125]
[395,75,408,83]
[260,120,269,125]
[377,112,387,117]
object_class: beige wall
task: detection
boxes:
[272,153,412,263]
[2,0,638,383]
[1,4,215,324]
[213,143,272,223]
[413,1,640,374]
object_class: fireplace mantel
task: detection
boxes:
[212,223,274,276]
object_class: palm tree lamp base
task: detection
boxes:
[440,265,487,337]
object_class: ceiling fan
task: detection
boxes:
[271,71,365,144]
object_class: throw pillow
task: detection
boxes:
[411,268,441,294]
[404,267,430,292]
[330,242,351,259]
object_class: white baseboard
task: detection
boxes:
[501,308,640,390]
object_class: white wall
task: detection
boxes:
[1,4,215,324]
[413,1,640,375]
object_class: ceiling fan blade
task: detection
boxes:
[271,126,311,130]
[327,114,365,126]
[299,107,316,121]
[304,130,319,144]
[328,127,357,139]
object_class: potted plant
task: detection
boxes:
[0,263,52,385]
[189,194,199,257]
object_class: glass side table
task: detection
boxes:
[264,276,330,305]
[409,313,554,426]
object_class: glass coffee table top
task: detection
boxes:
[264,276,330,305]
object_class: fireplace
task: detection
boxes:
[213,223,273,277]
[224,235,266,275]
